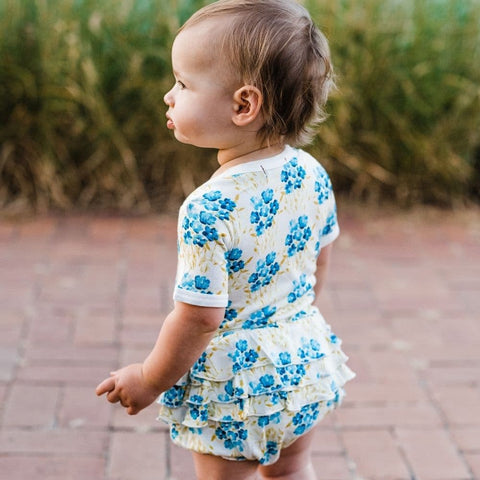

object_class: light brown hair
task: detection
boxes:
[181,0,333,146]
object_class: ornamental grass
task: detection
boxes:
[1,0,479,214]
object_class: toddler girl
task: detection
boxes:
[96,1,355,479]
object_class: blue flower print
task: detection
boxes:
[278,364,307,387]
[201,191,236,220]
[270,391,288,405]
[171,425,179,440]
[250,188,279,236]
[250,374,278,395]
[182,207,218,247]
[178,273,213,295]
[194,275,210,290]
[188,394,204,405]
[225,248,245,274]
[189,403,209,422]
[225,303,238,321]
[203,191,222,202]
[258,412,281,428]
[278,351,292,365]
[292,403,321,435]
[326,380,342,407]
[258,416,269,428]
[217,380,245,402]
[287,274,313,303]
[322,210,337,237]
[297,337,325,360]
[314,166,332,204]
[192,351,207,375]
[215,421,248,451]
[281,157,306,194]
[291,310,307,322]
[219,301,238,330]
[242,305,277,329]
[182,191,236,247]
[162,386,185,407]
[228,339,259,374]
[248,252,280,292]
[250,374,281,395]
[260,374,275,388]
[285,215,312,256]
[260,440,279,465]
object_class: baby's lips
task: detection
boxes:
[166,114,175,129]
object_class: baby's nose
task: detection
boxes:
[164,89,174,106]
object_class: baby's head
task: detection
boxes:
[180,0,333,147]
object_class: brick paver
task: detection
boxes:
[396,429,471,479]
[0,207,479,480]
[342,430,412,479]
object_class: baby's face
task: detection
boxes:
[164,21,239,149]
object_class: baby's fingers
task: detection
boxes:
[96,376,116,396]
[126,404,139,416]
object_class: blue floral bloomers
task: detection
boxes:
[157,146,355,464]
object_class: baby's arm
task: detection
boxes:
[96,302,225,415]
[313,243,333,298]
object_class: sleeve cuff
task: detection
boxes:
[319,224,340,248]
[173,288,229,308]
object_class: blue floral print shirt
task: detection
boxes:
[173,145,339,314]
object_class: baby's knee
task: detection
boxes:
[259,461,317,480]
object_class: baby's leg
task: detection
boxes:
[192,451,258,480]
[257,429,318,480]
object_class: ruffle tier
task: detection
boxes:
[157,312,355,428]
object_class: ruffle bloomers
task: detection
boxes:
[157,312,355,464]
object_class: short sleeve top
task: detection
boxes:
[173,145,339,328]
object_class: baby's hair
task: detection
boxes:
[181,0,334,146]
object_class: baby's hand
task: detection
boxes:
[95,363,161,415]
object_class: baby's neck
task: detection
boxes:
[214,143,285,177]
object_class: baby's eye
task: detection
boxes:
[176,80,186,89]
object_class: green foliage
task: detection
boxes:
[1,0,479,214]
[307,0,480,205]
[0,0,214,213]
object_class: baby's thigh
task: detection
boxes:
[192,451,258,480]
[257,428,316,479]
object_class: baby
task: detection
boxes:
[97,1,354,479]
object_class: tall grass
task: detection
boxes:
[0,0,213,214]
[1,0,479,214]
[308,0,480,205]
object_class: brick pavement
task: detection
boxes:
[0,207,479,480]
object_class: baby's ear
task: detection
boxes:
[232,85,263,126]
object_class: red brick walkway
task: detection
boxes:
[0,208,479,479]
